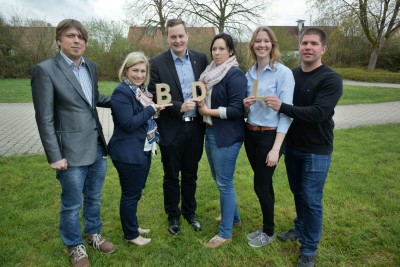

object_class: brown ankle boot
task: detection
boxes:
[67,245,90,267]
[86,233,116,254]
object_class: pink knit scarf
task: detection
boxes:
[199,56,239,93]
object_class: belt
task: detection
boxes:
[205,124,214,128]
[183,117,196,122]
[246,123,277,132]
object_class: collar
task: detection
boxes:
[249,62,275,79]
[170,49,189,61]
[60,51,85,68]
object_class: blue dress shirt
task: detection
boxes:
[170,49,196,118]
[246,62,294,133]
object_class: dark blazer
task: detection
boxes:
[210,67,247,147]
[31,52,110,166]
[148,49,208,146]
[108,82,156,164]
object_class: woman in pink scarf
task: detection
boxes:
[198,33,247,249]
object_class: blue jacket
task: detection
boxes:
[210,67,247,147]
[108,82,156,164]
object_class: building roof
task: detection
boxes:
[9,25,56,48]
[128,26,215,49]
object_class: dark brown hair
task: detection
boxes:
[55,19,88,47]
[210,33,236,58]
[300,27,327,46]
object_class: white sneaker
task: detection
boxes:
[248,233,275,248]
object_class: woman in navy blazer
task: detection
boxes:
[108,52,169,246]
[198,33,247,249]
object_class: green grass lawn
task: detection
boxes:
[334,67,400,83]
[338,85,400,105]
[1,123,399,266]
[0,79,118,103]
[0,78,400,105]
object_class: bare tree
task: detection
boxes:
[124,0,185,36]
[310,0,400,71]
[85,19,127,51]
[24,19,56,63]
[180,0,270,34]
[83,18,135,80]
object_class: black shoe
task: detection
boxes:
[186,217,201,231]
[277,228,300,241]
[297,255,315,267]
[168,218,180,235]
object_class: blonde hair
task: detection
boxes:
[248,26,281,68]
[118,52,150,86]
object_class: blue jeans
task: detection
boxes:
[205,128,241,239]
[56,144,107,247]
[284,147,331,256]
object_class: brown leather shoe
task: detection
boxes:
[67,245,90,267]
[86,233,116,254]
[204,235,232,249]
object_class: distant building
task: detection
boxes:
[8,24,56,56]
[0,24,56,77]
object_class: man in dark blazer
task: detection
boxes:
[148,18,208,235]
[31,19,115,267]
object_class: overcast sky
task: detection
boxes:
[0,0,313,28]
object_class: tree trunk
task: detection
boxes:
[367,46,379,71]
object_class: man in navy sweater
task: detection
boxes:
[267,27,342,267]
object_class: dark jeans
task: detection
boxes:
[159,121,204,220]
[284,147,331,256]
[244,128,281,236]
[113,153,151,240]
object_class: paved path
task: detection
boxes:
[343,79,400,88]
[1,101,400,157]
[0,104,114,157]
[1,77,399,157]
[333,101,400,129]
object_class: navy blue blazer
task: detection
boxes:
[210,67,247,147]
[108,82,156,164]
